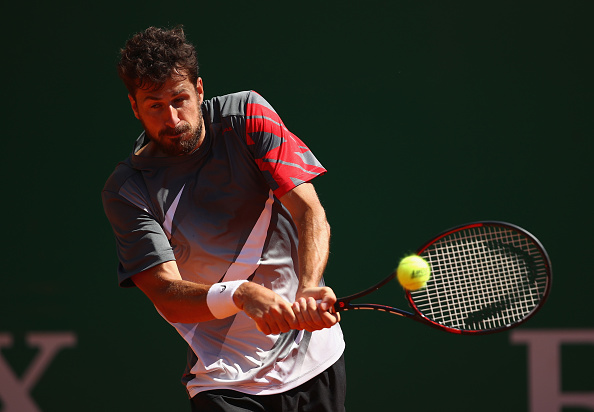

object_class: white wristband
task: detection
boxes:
[206,280,248,319]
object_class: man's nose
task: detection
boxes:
[164,105,180,128]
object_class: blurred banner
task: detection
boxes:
[2,1,592,411]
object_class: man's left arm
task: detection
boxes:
[280,182,340,332]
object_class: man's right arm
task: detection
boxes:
[132,261,299,335]
[104,181,299,334]
[131,261,211,323]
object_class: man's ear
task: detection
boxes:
[196,77,204,104]
[128,94,140,119]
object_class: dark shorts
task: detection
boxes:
[189,354,346,412]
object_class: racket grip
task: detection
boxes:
[316,299,338,313]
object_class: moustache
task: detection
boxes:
[160,123,191,138]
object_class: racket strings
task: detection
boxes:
[410,225,548,332]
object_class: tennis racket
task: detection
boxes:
[334,221,552,335]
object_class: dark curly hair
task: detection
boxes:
[117,26,199,97]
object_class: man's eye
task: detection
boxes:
[150,103,162,109]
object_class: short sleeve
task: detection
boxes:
[102,181,175,287]
[245,92,327,198]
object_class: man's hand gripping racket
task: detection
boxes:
[334,221,552,335]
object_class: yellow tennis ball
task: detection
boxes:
[396,255,431,291]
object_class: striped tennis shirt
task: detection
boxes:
[102,91,345,397]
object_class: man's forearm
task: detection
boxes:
[295,207,331,291]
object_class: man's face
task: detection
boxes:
[129,75,205,156]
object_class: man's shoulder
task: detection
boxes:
[205,90,272,118]
[102,156,139,194]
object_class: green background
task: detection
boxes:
[2,1,593,411]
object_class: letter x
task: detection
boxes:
[0,332,77,412]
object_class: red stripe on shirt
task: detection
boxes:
[246,103,285,127]
[245,102,326,197]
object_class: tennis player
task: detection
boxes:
[102,26,346,411]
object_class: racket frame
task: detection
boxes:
[334,221,552,335]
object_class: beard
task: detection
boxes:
[143,108,204,156]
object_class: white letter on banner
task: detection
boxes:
[0,332,77,412]
[510,329,594,412]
